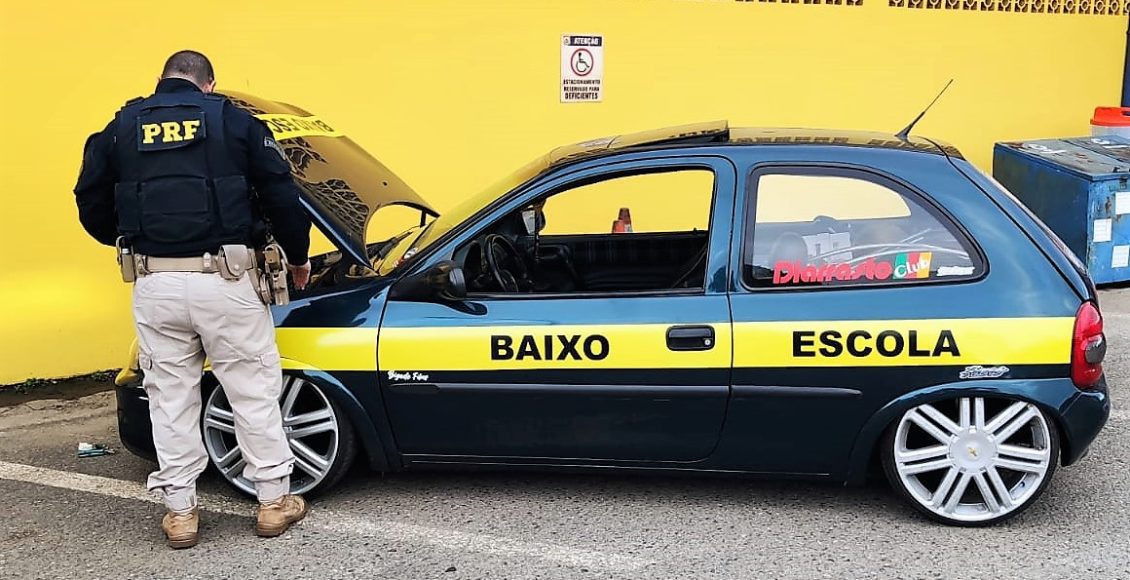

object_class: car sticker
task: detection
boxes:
[732,318,1072,367]
[254,113,342,141]
[937,265,976,277]
[958,365,1010,379]
[372,318,1072,374]
[773,258,892,284]
[773,252,933,285]
[386,370,430,382]
[492,334,610,361]
[379,324,730,371]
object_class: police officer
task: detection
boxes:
[74,50,312,548]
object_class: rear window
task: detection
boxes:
[743,168,983,289]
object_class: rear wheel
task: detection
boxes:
[203,374,357,497]
[881,396,1059,526]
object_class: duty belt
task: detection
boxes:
[137,247,255,278]
[141,255,222,274]
[125,243,290,306]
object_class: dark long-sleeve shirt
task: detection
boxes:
[74,78,311,264]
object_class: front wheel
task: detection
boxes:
[881,396,1059,526]
[203,374,357,497]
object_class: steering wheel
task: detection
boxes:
[483,234,529,292]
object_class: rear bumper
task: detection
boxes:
[116,381,156,461]
[1059,377,1110,466]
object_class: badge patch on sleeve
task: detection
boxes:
[264,136,287,161]
[137,110,207,151]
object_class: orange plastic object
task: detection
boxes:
[617,208,633,232]
[1091,107,1130,127]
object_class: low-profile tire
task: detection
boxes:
[203,374,357,498]
[881,395,1059,526]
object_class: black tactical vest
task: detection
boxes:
[114,91,254,257]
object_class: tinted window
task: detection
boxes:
[743,169,981,288]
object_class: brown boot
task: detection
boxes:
[161,508,199,549]
[256,495,308,537]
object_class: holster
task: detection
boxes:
[218,244,287,306]
[253,242,291,307]
[116,237,137,283]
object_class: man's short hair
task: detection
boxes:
[161,50,214,85]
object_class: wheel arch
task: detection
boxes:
[843,379,1079,486]
[205,361,393,472]
[284,366,393,473]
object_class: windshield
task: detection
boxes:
[372,224,428,275]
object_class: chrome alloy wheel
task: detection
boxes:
[203,375,341,496]
[890,397,1055,524]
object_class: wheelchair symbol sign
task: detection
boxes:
[561,34,603,103]
[570,49,594,77]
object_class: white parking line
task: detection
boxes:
[0,460,650,572]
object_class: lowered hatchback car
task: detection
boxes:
[116,92,1110,526]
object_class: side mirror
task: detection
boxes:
[427,260,467,301]
[390,260,466,302]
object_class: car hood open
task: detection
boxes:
[221,91,436,267]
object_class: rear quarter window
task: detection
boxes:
[743,167,984,289]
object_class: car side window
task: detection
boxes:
[539,170,712,235]
[743,168,982,289]
[456,168,716,295]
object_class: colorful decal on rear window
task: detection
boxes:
[893,252,932,280]
[772,252,932,285]
[773,258,892,285]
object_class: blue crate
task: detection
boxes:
[993,135,1130,285]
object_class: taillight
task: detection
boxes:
[1071,301,1105,389]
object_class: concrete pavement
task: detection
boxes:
[2,293,1129,580]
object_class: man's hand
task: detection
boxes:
[288,261,312,290]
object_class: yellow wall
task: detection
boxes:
[0,0,1125,383]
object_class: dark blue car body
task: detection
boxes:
[117,119,1110,504]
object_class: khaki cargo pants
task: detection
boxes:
[132,270,294,512]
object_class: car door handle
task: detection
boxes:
[666,325,716,351]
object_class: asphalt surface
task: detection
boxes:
[2,295,1129,579]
